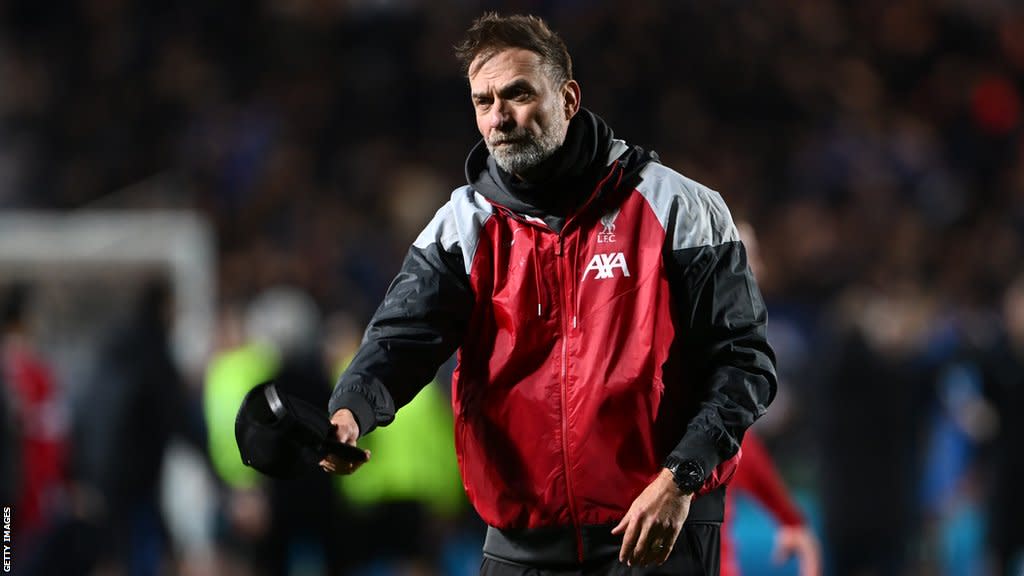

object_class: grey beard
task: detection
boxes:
[487,120,566,176]
[489,139,554,175]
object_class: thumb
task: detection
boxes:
[610,516,627,535]
[772,538,792,565]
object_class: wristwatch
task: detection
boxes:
[665,457,705,494]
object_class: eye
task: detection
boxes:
[507,86,534,101]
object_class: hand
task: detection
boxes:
[610,468,692,567]
[773,525,822,576]
[318,409,371,475]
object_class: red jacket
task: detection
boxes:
[3,341,67,537]
[331,110,776,565]
[722,432,806,576]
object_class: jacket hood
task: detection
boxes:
[464,108,657,226]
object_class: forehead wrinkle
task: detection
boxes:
[471,78,535,100]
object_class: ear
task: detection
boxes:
[562,80,581,119]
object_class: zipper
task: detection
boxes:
[555,234,584,563]
[492,164,623,563]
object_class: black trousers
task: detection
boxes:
[480,524,720,576]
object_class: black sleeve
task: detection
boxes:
[328,241,473,436]
[666,239,777,480]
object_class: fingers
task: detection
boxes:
[616,515,640,565]
[614,471,690,566]
[772,539,791,564]
[648,533,674,566]
[616,520,671,567]
[797,536,822,576]
[614,514,680,567]
[800,549,822,576]
[322,409,368,476]
[633,526,676,567]
[318,450,370,475]
[319,457,354,475]
[773,527,822,576]
[629,521,654,566]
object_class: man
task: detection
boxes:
[321,13,776,574]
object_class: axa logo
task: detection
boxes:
[583,252,631,280]
[597,208,620,243]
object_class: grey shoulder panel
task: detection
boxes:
[413,186,493,275]
[634,163,740,251]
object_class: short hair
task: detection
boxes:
[455,13,573,85]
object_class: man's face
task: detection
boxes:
[469,48,578,176]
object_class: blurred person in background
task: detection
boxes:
[1,283,69,567]
[72,280,185,575]
[250,288,344,575]
[203,302,279,575]
[321,12,776,575]
[915,310,997,575]
[724,222,821,576]
[204,287,344,575]
[983,273,1024,575]
[723,432,820,576]
[819,282,932,576]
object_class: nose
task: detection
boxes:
[488,100,512,131]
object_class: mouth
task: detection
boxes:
[489,132,527,146]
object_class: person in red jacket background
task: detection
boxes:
[721,432,821,576]
[1,284,68,553]
[726,222,820,576]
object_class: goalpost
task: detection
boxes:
[0,210,216,380]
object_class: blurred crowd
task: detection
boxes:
[2,0,1024,575]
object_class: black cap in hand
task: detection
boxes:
[235,381,363,478]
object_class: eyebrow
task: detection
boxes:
[471,79,536,101]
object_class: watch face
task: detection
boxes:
[675,459,704,492]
